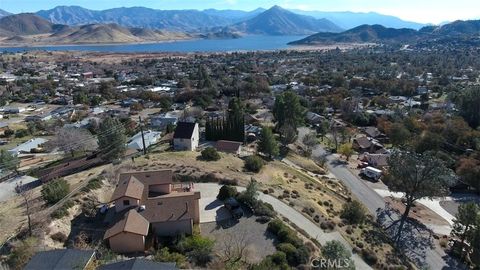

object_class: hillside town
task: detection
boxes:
[0,41,479,270]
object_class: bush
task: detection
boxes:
[51,200,74,219]
[176,234,214,266]
[154,247,187,268]
[81,177,103,192]
[15,129,29,138]
[201,147,221,161]
[51,232,68,243]
[7,238,37,270]
[217,185,237,201]
[276,243,310,266]
[361,249,378,265]
[340,200,366,224]
[244,155,264,173]
[251,251,289,270]
[267,219,303,248]
[41,179,70,205]
[253,201,275,217]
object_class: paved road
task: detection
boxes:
[196,183,372,270]
[297,127,460,269]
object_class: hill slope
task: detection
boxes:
[0,9,11,18]
[0,13,192,45]
[290,19,480,45]
[229,6,342,35]
[0,13,56,35]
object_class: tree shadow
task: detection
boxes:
[376,202,433,268]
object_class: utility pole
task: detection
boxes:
[139,116,147,155]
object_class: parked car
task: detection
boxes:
[360,166,382,181]
[224,197,243,219]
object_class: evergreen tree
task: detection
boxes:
[273,91,305,130]
[258,127,279,159]
[97,117,127,161]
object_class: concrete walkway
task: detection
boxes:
[196,183,372,270]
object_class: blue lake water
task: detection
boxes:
[0,35,306,53]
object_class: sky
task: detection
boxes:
[0,0,479,24]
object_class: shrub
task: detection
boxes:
[244,155,264,173]
[340,200,366,224]
[15,129,29,138]
[361,249,378,265]
[217,185,237,201]
[201,147,221,161]
[41,179,70,205]
[81,177,103,192]
[267,219,303,248]
[253,201,275,217]
[276,243,310,266]
[176,234,214,266]
[251,251,289,270]
[154,247,187,268]
[51,232,68,243]
[51,200,74,219]
[7,238,37,270]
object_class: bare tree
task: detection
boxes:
[302,132,317,157]
[15,181,34,236]
[219,229,251,264]
[46,127,98,156]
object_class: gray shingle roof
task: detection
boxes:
[24,249,95,270]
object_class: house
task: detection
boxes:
[3,106,25,114]
[150,112,179,129]
[352,137,384,154]
[360,153,390,169]
[306,111,325,125]
[100,258,178,270]
[25,113,53,122]
[127,130,162,151]
[104,209,150,253]
[104,170,201,253]
[216,140,242,154]
[0,122,9,135]
[24,249,95,270]
[8,138,48,155]
[173,122,199,151]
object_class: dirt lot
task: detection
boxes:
[385,197,450,226]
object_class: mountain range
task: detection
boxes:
[290,20,480,45]
[224,6,343,35]
[0,13,192,45]
[16,5,428,32]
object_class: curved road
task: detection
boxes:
[197,183,372,270]
[297,127,458,269]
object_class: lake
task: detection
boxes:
[0,35,306,53]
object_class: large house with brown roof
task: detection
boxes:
[104,170,201,253]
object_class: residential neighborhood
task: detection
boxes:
[0,9,479,270]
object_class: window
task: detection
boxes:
[123,200,130,206]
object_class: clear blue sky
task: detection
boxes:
[1,0,478,24]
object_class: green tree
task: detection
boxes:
[387,123,411,147]
[451,202,480,248]
[258,127,279,159]
[273,91,305,130]
[0,149,20,172]
[278,122,297,146]
[457,86,480,128]
[217,185,237,201]
[338,143,354,161]
[319,240,354,270]
[384,151,455,245]
[97,117,127,161]
[244,156,264,173]
[73,92,89,105]
[341,200,367,224]
[41,179,70,205]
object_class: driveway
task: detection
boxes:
[196,183,372,270]
[197,183,232,223]
[297,127,462,270]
